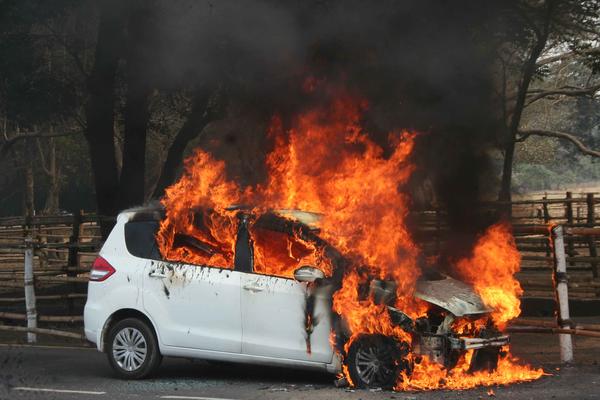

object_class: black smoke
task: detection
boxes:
[148,0,512,260]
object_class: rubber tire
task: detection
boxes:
[346,334,410,389]
[106,317,162,379]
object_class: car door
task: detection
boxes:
[142,236,242,353]
[238,223,333,363]
[240,273,333,363]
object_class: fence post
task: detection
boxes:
[66,210,82,314]
[543,195,551,257]
[551,225,573,364]
[24,237,37,343]
[565,192,574,266]
[586,193,598,279]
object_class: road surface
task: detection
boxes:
[1,330,599,400]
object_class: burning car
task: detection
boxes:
[85,91,543,389]
[84,206,509,388]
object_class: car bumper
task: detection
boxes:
[451,335,510,350]
[83,300,104,349]
[416,333,510,365]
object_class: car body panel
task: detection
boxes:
[159,343,339,372]
[240,273,334,363]
[142,262,243,353]
[84,214,147,350]
[414,276,490,316]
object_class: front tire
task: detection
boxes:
[106,318,162,379]
[346,334,410,389]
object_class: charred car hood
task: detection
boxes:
[415,276,490,317]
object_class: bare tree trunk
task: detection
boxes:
[119,86,150,209]
[43,138,60,214]
[118,4,153,210]
[84,0,126,236]
[498,3,554,204]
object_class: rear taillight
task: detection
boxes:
[89,256,116,282]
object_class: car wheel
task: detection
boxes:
[346,334,410,389]
[106,317,162,379]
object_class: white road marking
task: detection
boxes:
[13,387,106,395]
[160,396,238,400]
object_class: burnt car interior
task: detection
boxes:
[133,207,333,279]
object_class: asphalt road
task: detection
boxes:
[1,330,600,400]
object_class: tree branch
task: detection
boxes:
[41,21,88,77]
[517,129,600,158]
[525,83,600,105]
[0,131,81,156]
[536,46,600,67]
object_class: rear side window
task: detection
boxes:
[124,221,161,260]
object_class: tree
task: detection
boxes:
[0,0,84,216]
[83,0,124,222]
[498,0,600,202]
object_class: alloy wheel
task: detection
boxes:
[112,327,147,372]
[354,344,395,386]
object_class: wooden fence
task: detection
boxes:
[411,191,600,300]
[0,212,108,341]
[1,191,600,342]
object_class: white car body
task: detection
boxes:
[84,210,342,374]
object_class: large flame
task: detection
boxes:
[394,223,544,390]
[156,151,242,268]
[156,82,543,391]
[398,349,544,390]
[455,222,523,329]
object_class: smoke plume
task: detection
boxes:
[148,0,511,260]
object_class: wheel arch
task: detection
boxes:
[100,308,159,352]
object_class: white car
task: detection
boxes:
[84,207,508,387]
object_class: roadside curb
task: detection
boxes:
[0,342,93,350]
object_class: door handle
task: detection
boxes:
[243,284,264,293]
[149,271,168,279]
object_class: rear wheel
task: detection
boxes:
[346,334,410,389]
[106,318,162,379]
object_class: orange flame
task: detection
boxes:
[397,349,544,390]
[156,151,242,268]
[455,222,523,329]
[156,81,543,391]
